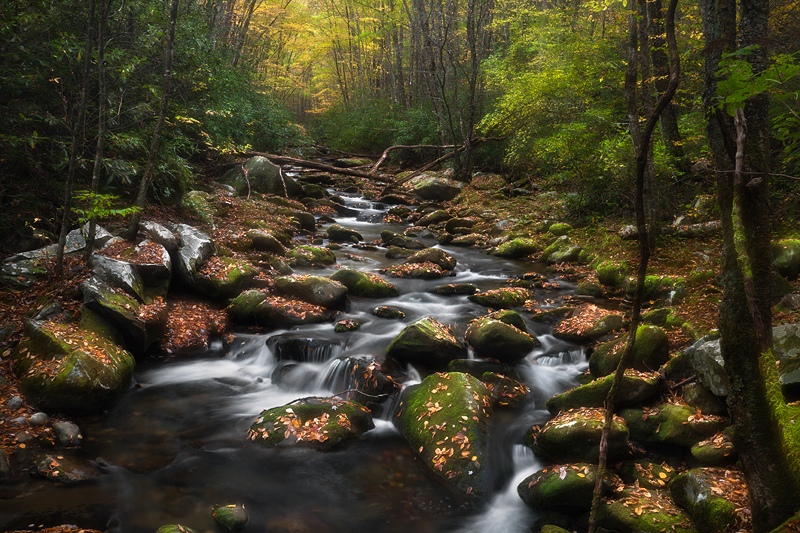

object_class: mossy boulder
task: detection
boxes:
[620,404,728,448]
[432,283,478,296]
[465,312,538,362]
[393,372,494,503]
[329,268,399,298]
[541,236,582,264]
[382,261,447,279]
[577,281,603,298]
[683,382,727,416]
[380,230,427,250]
[445,218,479,233]
[327,224,363,243]
[589,325,670,378]
[227,289,270,323]
[372,306,406,319]
[494,238,539,259]
[481,371,530,408]
[254,296,339,326]
[546,371,660,415]
[415,209,452,227]
[276,207,316,231]
[386,317,467,368]
[403,247,457,271]
[11,319,135,414]
[157,526,199,533]
[80,277,166,354]
[774,323,800,400]
[0,258,49,289]
[468,287,532,309]
[615,460,678,490]
[552,311,624,343]
[411,176,462,201]
[598,488,697,533]
[286,245,337,267]
[689,433,737,466]
[246,229,287,255]
[195,256,258,298]
[247,396,374,449]
[772,239,800,279]
[670,468,743,533]
[275,274,348,309]
[89,253,148,303]
[527,408,629,463]
[212,503,248,531]
[180,190,214,223]
[517,463,620,511]
[548,223,573,236]
[596,261,630,288]
[624,275,678,301]
[219,156,302,197]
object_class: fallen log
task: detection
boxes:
[244,151,389,184]
[619,220,722,240]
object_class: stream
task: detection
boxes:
[1,193,589,533]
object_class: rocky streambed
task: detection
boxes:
[2,158,800,533]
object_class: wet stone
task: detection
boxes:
[29,412,50,427]
[6,395,22,410]
[212,503,249,531]
[53,421,82,447]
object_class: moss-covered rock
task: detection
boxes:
[275,274,348,309]
[254,296,339,326]
[548,222,573,236]
[157,525,199,533]
[546,371,660,415]
[247,396,374,449]
[432,283,478,296]
[219,156,302,197]
[468,287,532,309]
[11,319,135,414]
[195,256,258,298]
[329,268,399,298]
[598,487,697,533]
[411,176,462,202]
[415,209,452,227]
[465,312,538,362]
[596,261,630,288]
[403,247,457,271]
[393,372,493,503]
[589,325,670,378]
[181,190,214,223]
[620,404,728,448]
[670,468,744,533]
[276,207,316,231]
[541,236,582,264]
[481,371,530,408]
[334,319,362,332]
[772,239,800,279]
[246,229,287,255]
[552,311,624,343]
[517,463,620,511]
[683,382,727,416]
[386,317,466,368]
[530,306,576,323]
[494,238,539,259]
[689,433,737,466]
[577,281,603,298]
[774,323,800,400]
[227,289,270,323]
[615,460,678,490]
[0,258,48,289]
[212,504,248,531]
[80,277,165,354]
[286,245,337,267]
[327,224,363,243]
[381,230,427,250]
[371,306,406,319]
[445,218,479,233]
[527,408,629,463]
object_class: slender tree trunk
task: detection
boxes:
[84,0,108,262]
[56,0,95,276]
[588,0,680,529]
[637,0,659,244]
[127,0,180,239]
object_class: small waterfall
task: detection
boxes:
[265,335,343,363]
[533,347,585,366]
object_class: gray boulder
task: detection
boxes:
[774,323,800,400]
[274,275,348,309]
[685,335,729,397]
[246,229,287,255]
[174,224,215,286]
[411,176,462,201]
[327,224,363,243]
[140,220,179,253]
[772,239,800,278]
[381,230,426,250]
[90,254,147,303]
[403,247,457,271]
[219,156,302,197]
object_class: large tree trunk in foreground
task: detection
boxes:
[713,0,800,525]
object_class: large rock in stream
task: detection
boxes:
[393,372,494,503]
[11,316,135,414]
[546,370,660,414]
[465,310,538,362]
[219,156,303,197]
[247,396,373,449]
[329,268,399,298]
[526,407,629,463]
[275,274,348,309]
[589,325,670,377]
[517,463,620,512]
[386,317,467,368]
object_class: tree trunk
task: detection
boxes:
[84,0,108,262]
[127,0,180,240]
[713,0,800,526]
[56,0,95,276]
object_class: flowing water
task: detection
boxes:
[0,193,589,533]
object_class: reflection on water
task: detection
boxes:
[0,193,595,533]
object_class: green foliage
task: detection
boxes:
[73,191,140,224]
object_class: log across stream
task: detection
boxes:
[2,192,589,533]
